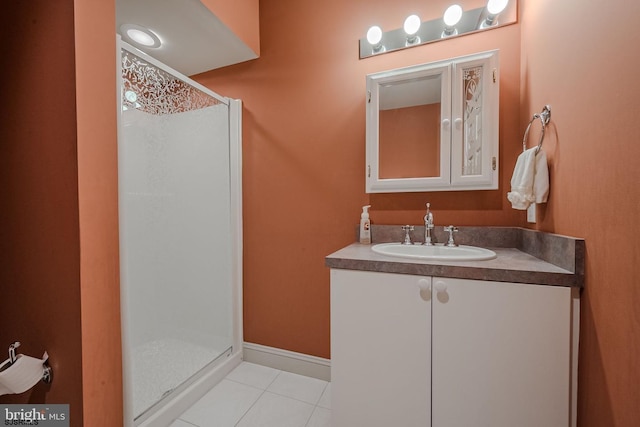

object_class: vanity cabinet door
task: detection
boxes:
[431,278,572,427]
[330,269,432,427]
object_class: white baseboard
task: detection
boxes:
[242,342,331,382]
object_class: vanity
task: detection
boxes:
[326,225,583,427]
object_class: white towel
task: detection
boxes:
[507,147,549,210]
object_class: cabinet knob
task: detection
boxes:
[417,278,430,291]
[454,118,463,129]
[434,280,449,303]
[442,119,451,129]
[417,278,431,301]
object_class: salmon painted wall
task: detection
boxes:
[0,0,84,423]
[520,1,640,425]
[73,0,123,425]
[201,0,260,55]
[195,0,523,359]
[379,104,440,179]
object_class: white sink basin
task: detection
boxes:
[371,243,497,261]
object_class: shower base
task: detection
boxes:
[132,337,231,418]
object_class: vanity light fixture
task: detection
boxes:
[403,15,422,46]
[366,25,385,54]
[442,5,463,38]
[358,0,517,59]
[121,24,162,48]
[480,0,509,28]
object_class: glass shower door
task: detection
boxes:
[119,47,234,419]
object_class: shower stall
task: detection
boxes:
[117,41,243,426]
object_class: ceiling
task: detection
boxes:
[116,0,257,76]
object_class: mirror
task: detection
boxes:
[378,75,441,179]
[366,50,499,193]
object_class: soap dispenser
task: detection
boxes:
[360,205,372,244]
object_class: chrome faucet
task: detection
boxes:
[423,203,435,245]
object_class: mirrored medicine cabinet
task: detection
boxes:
[365,50,499,193]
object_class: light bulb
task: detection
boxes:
[443,5,463,27]
[366,26,383,45]
[403,15,421,36]
[487,0,509,15]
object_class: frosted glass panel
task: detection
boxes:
[119,50,232,419]
[462,65,483,176]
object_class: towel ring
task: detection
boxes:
[522,105,551,154]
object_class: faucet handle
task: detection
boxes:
[443,225,459,247]
[401,225,414,245]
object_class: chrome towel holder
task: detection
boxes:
[523,105,551,154]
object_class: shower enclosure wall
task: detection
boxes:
[117,41,243,426]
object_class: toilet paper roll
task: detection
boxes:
[0,351,48,396]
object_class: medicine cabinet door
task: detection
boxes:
[366,62,452,193]
[450,50,499,190]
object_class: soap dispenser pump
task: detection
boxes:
[360,205,372,244]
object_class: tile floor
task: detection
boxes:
[170,362,331,427]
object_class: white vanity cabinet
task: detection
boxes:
[331,269,576,427]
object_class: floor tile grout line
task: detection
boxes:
[316,382,331,410]
[224,376,277,392]
[264,369,282,389]
[259,389,324,407]
[233,387,270,427]
[175,418,199,427]
[175,365,332,427]
[306,405,332,427]
[301,404,316,427]
[265,373,329,406]
[232,389,330,427]
[318,382,328,405]
[231,364,282,426]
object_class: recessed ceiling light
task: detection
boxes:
[124,90,137,102]
[120,24,161,48]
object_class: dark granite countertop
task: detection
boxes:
[325,226,584,288]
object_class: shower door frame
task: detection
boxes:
[117,38,243,427]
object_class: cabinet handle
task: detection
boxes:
[454,118,463,129]
[417,278,431,301]
[442,119,451,129]
[417,278,430,291]
[434,280,449,303]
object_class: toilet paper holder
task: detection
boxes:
[0,342,52,396]
[8,342,19,365]
[6,342,52,383]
